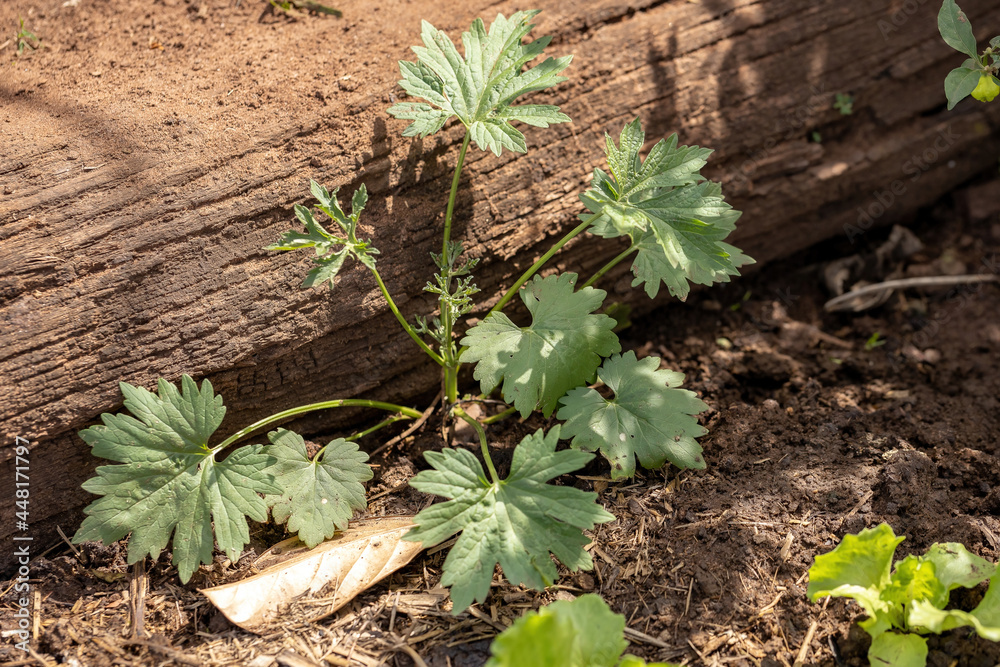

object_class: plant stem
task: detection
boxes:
[345,415,410,442]
[454,407,499,485]
[442,133,472,259]
[581,243,639,289]
[216,399,424,451]
[440,132,473,405]
[486,212,601,318]
[481,405,518,425]
[369,266,445,366]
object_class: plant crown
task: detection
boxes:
[74,10,750,611]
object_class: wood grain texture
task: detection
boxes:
[2,0,999,570]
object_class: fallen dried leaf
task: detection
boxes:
[202,516,422,632]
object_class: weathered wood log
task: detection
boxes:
[2,0,999,571]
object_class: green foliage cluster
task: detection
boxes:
[486,594,678,667]
[939,0,1000,108]
[73,10,750,613]
[808,524,1000,667]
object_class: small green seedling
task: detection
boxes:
[486,595,678,667]
[834,93,854,115]
[13,16,38,56]
[939,0,1000,109]
[808,523,1000,667]
[268,0,341,17]
[74,11,751,610]
[865,332,886,351]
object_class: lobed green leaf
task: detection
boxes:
[557,351,707,479]
[460,273,620,417]
[388,11,572,155]
[580,119,753,300]
[263,429,373,548]
[405,427,614,612]
[73,376,280,583]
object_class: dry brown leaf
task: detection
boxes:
[201,515,423,633]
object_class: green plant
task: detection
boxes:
[73,11,751,611]
[13,16,38,56]
[808,523,1000,667]
[939,0,1000,109]
[486,594,678,667]
[268,0,342,18]
[834,93,854,115]
[864,332,886,351]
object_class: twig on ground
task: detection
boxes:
[824,274,999,312]
[792,620,818,666]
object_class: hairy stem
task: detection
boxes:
[581,243,639,289]
[454,407,499,485]
[216,399,423,451]
[369,266,445,366]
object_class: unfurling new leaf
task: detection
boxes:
[404,427,614,613]
[72,376,280,584]
[580,119,753,300]
[263,429,373,548]
[461,273,621,417]
[387,11,572,155]
[557,351,708,479]
[267,182,377,290]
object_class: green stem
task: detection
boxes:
[345,415,409,442]
[581,243,639,289]
[369,266,445,366]
[487,212,601,318]
[216,399,423,451]
[440,132,473,405]
[454,407,499,485]
[442,133,472,258]
[481,405,518,426]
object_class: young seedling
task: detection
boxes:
[808,523,1000,667]
[833,93,854,116]
[74,11,752,610]
[12,16,39,56]
[939,0,1000,109]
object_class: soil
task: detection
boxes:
[3,1,1000,666]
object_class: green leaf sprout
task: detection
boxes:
[808,524,1000,666]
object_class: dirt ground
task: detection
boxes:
[3,0,1000,666]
